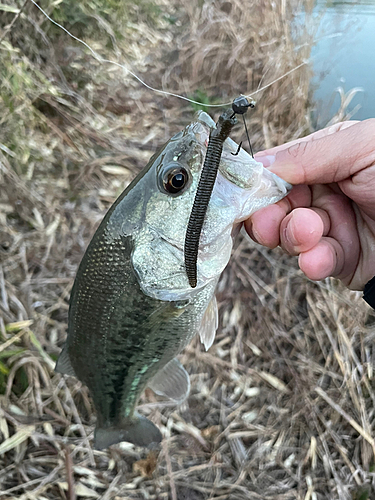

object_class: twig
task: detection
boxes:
[315,386,375,457]
[65,446,76,500]
[162,439,177,500]
[0,0,29,44]
[99,473,122,500]
[62,379,95,467]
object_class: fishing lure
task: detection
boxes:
[184,96,255,288]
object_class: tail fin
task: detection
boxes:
[94,414,162,449]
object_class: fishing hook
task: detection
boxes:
[230,96,256,157]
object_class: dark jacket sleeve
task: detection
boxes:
[363,276,375,309]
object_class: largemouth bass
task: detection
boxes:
[56,111,291,449]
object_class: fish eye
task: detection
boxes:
[162,166,189,195]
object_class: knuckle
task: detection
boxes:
[287,141,309,159]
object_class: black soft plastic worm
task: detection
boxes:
[184,109,237,288]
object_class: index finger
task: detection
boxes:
[256,119,375,185]
[256,121,358,158]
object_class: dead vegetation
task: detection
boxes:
[0,0,374,499]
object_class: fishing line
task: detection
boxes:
[26,0,306,288]
[28,0,307,107]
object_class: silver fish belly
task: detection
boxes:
[56,111,291,449]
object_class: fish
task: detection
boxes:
[55,110,291,449]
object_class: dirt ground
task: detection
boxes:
[1,1,374,499]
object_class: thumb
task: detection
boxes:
[256,119,375,185]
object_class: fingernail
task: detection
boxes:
[252,225,262,244]
[246,220,261,244]
[285,216,299,247]
[246,221,255,240]
[254,154,276,168]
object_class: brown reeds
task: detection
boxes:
[0,0,374,499]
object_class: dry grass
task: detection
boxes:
[0,0,374,499]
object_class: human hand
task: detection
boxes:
[245,119,375,291]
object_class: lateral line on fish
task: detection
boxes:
[28,0,307,107]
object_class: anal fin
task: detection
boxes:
[55,344,77,378]
[148,358,190,403]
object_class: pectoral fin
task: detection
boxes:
[199,296,218,351]
[148,358,190,403]
[55,345,77,378]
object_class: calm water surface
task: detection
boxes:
[312,0,375,124]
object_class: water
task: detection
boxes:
[312,0,375,125]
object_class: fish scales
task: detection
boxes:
[66,208,214,434]
[56,111,291,449]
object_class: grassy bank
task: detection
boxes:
[0,1,374,499]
